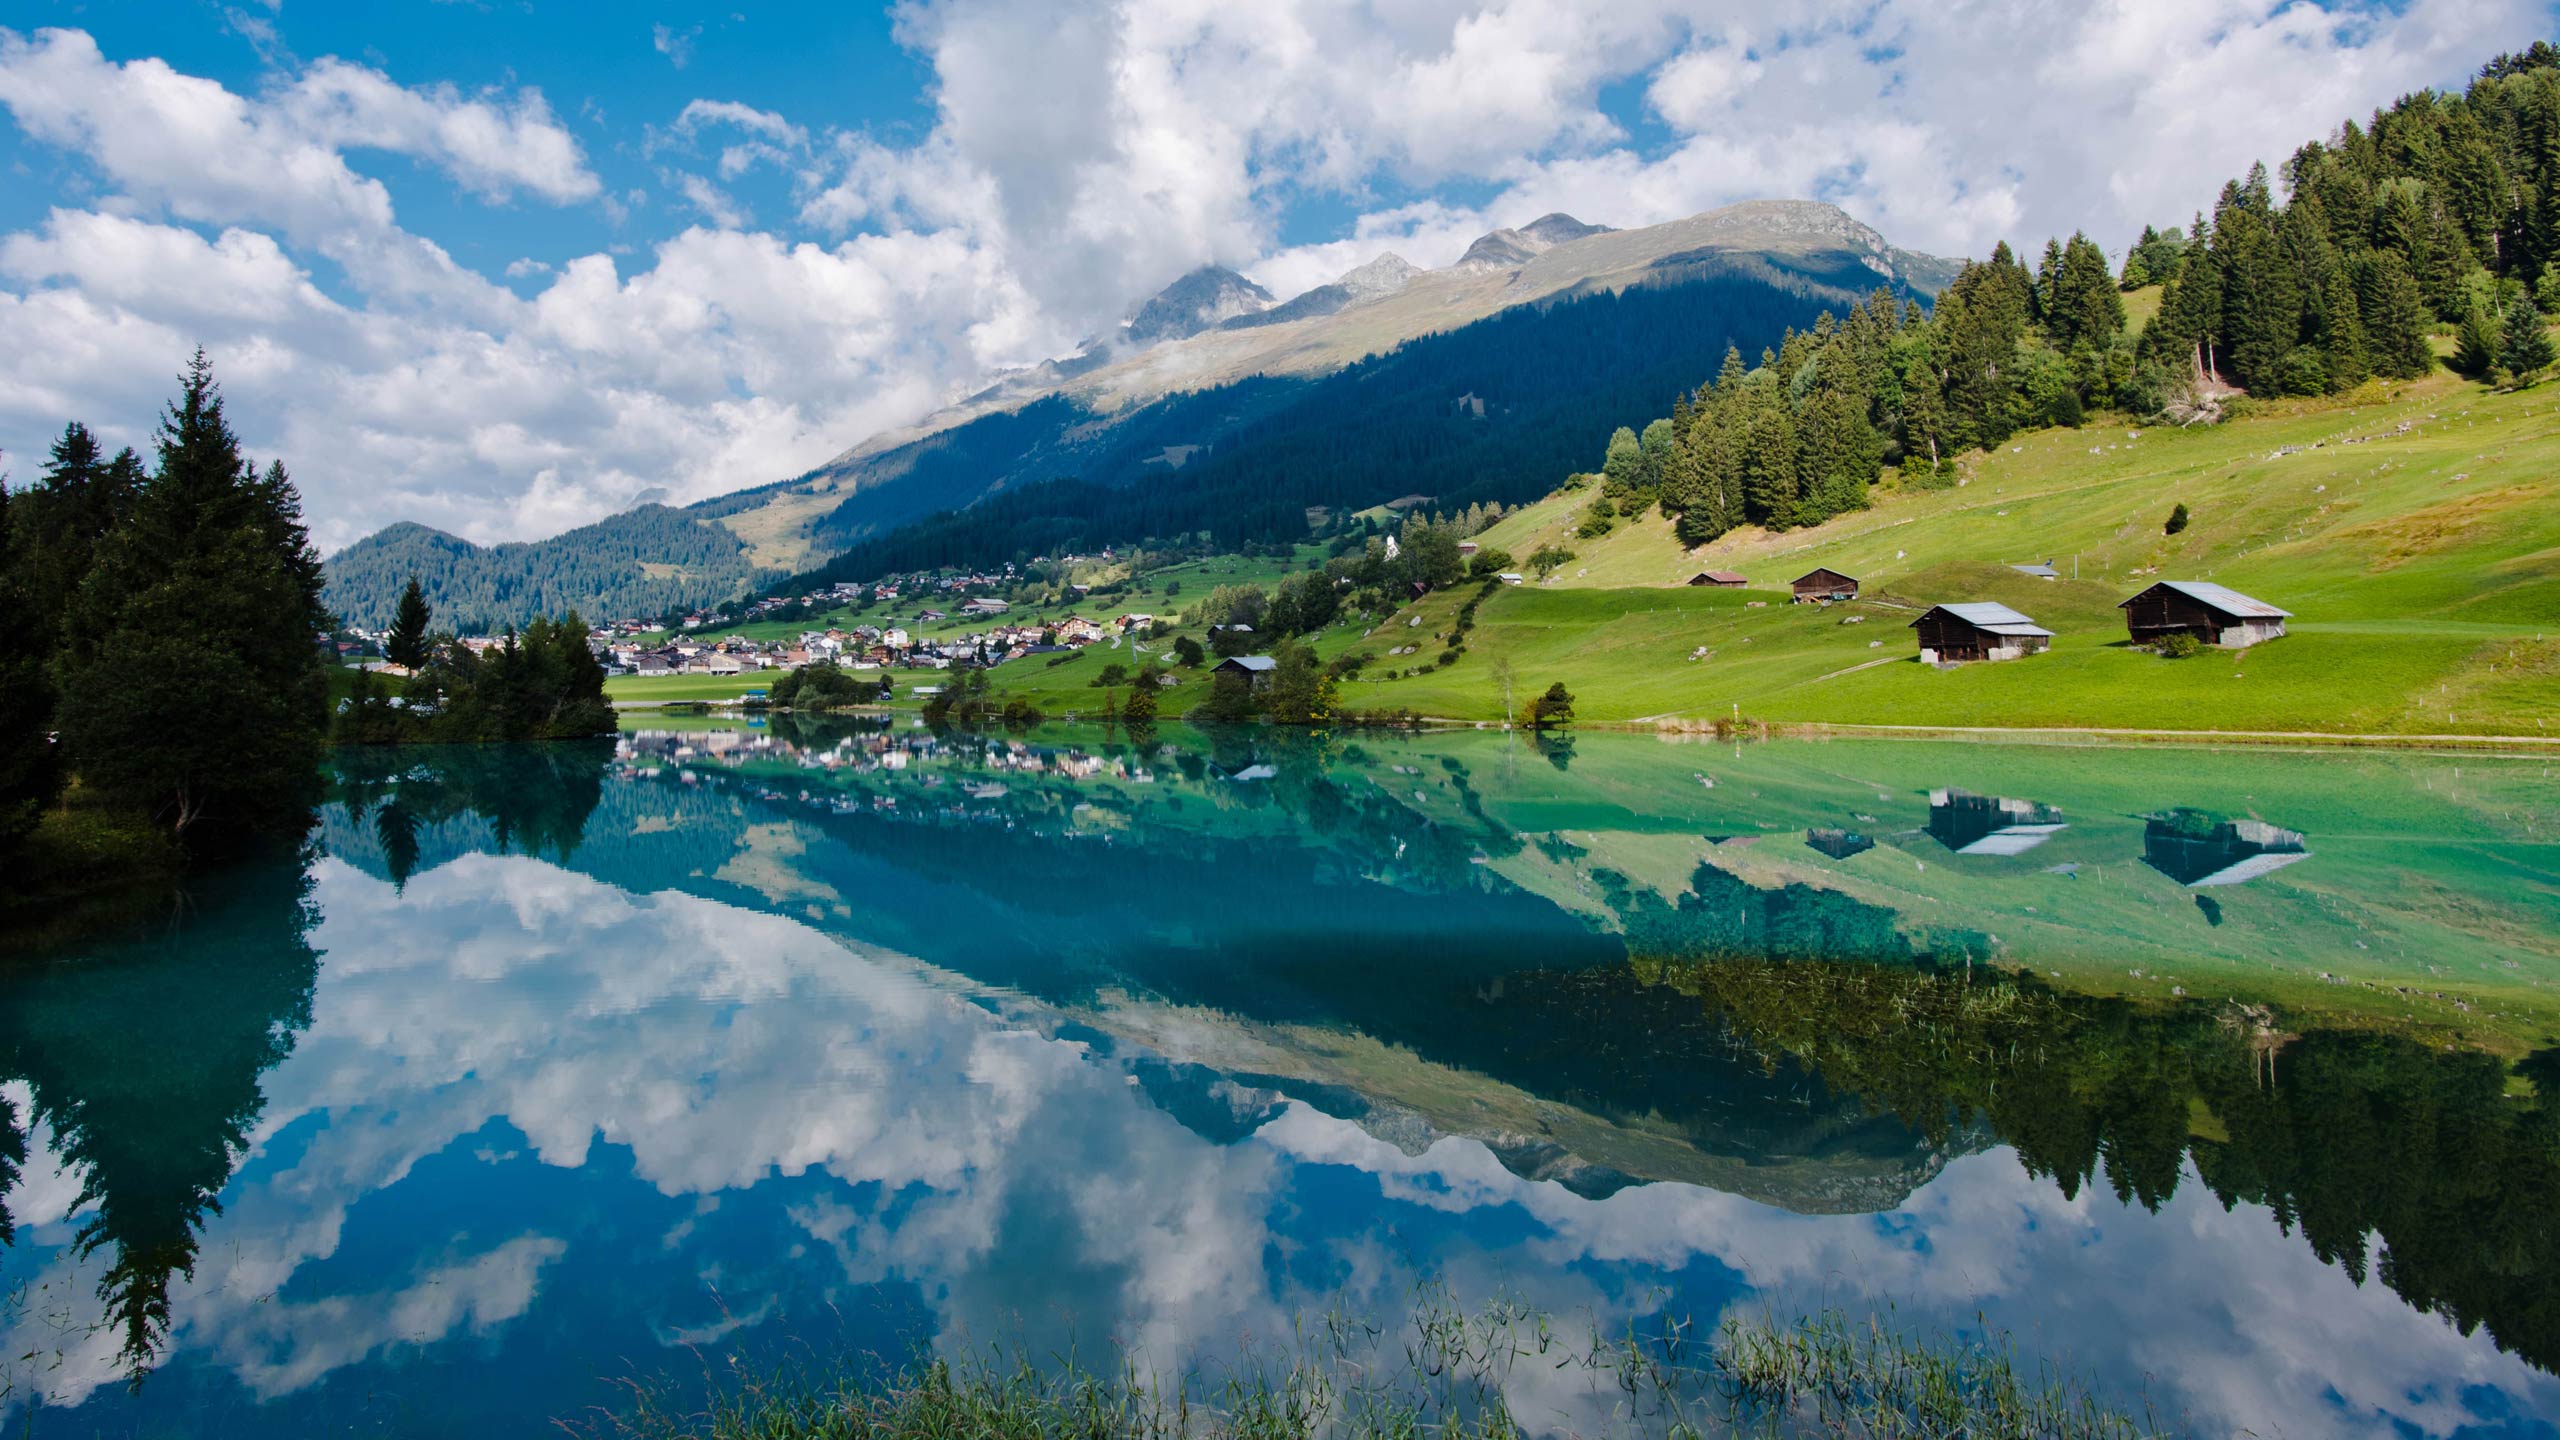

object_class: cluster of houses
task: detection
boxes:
[602,611,1161,677]
[1686,566,2290,664]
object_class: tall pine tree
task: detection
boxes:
[386,577,433,669]
[54,352,331,848]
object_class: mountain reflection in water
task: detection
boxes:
[1,724,2556,1438]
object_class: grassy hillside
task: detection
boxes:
[1398,371,2560,737]
[618,369,2560,741]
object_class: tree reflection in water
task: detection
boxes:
[0,858,321,1385]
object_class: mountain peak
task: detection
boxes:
[1332,252,1417,299]
[1453,213,1612,273]
[1126,265,1275,344]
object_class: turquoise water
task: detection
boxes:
[2,722,2557,1436]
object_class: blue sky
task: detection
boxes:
[0,0,2542,549]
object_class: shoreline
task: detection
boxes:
[608,692,2560,755]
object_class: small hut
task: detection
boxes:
[1687,569,1749,588]
[2117,581,2290,647]
[1791,568,1858,604]
[1911,602,2053,663]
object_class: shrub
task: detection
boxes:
[1527,680,1575,729]
[2164,502,2189,535]
[2158,632,2205,659]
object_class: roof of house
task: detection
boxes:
[2120,580,2292,619]
[2010,561,2059,578]
[1219,655,1279,672]
[1695,569,1749,583]
[1915,602,2053,637]
[1793,567,1857,584]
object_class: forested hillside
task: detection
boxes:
[324,506,773,630]
[2145,40,2560,394]
[1489,41,2560,563]
[787,259,1877,585]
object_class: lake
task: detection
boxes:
[3,720,2557,1436]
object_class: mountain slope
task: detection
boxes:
[792,260,1877,581]
[323,506,771,630]
[326,199,1956,627]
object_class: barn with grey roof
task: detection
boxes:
[2118,581,2290,648]
[1911,602,2053,664]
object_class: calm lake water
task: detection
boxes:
[3,721,2558,1437]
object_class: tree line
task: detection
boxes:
[322,503,773,634]
[2147,42,2560,392]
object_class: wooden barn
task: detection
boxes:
[1687,569,1749,588]
[1214,655,1278,690]
[1911,602,2053,663]
[1791,568,1858,604]
[2118,581,2290,647]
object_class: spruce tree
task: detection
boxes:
[2319,265,2371,390]
[1899,354,1949,470]
[1738,404,1800,528]
[2501,296,2557,376]
[54,352,332,848]
[386,577,433,670]
[2454,302,2503,376]
[2360,253,2438,378]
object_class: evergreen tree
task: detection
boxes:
[2318,264,2371,390]
[2216,168,2304,391]
[2359,253,2438,378]
[1899,350,1949,470]
[0,484,63,862]
[2501,296,2557,376]
[385,577,433,669]
[1528,681,1575,729]
[53,353,331,848]
[2048,233,2125,349]
[1737,402,1800,527]
[2454,302,2503,376]
[1599,426,1645,499]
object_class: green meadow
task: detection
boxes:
[1386,370,2560,736]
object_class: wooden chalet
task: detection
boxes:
[1911,602,2053,663]
[1791,568,1858,604]
[1687,569,1749,588]
[2118,581,2290,647]
[1215,655,1278,690]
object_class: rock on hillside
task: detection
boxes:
[1125,265,1275,343]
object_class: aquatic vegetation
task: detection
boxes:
[588,1299,2174,1440]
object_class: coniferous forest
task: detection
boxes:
[1,354,332,881]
